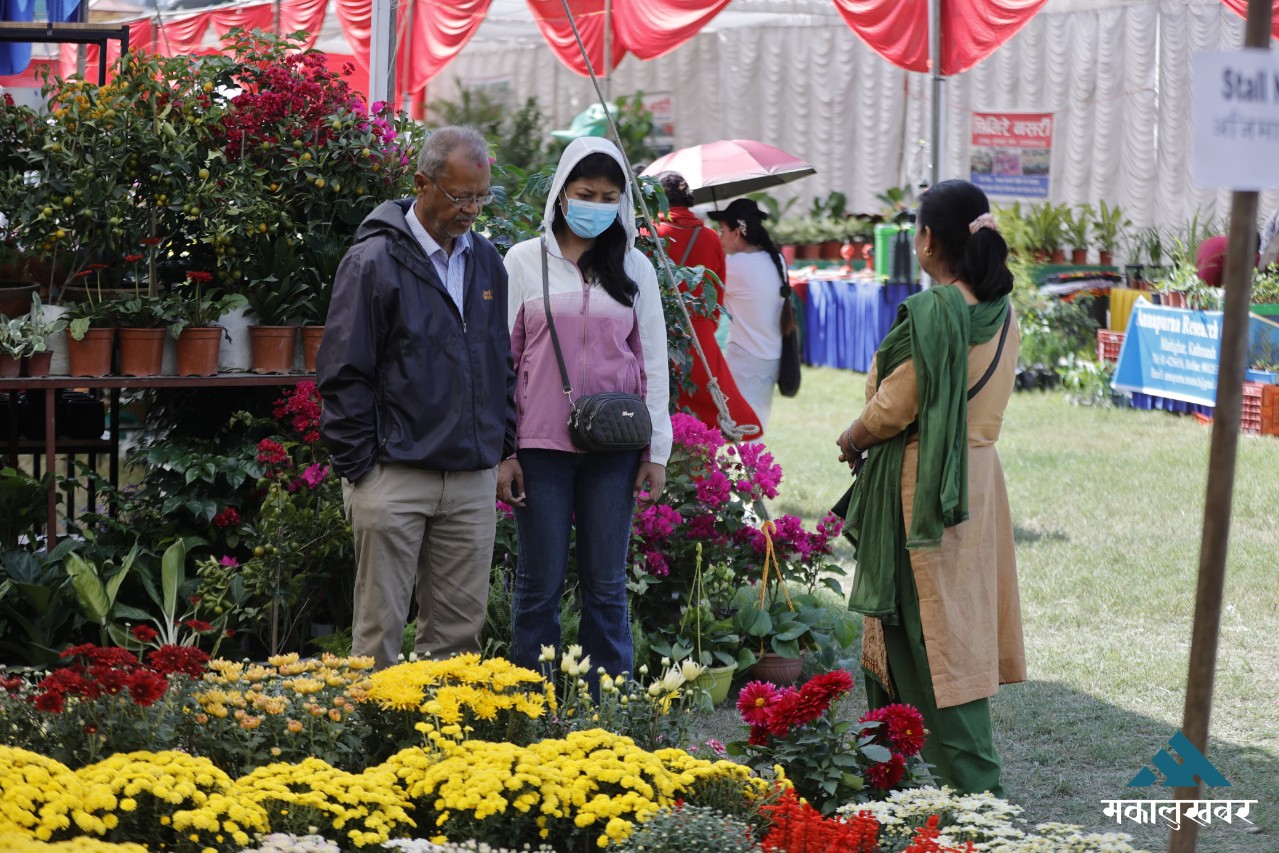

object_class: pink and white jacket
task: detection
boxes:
[504,138,672,465]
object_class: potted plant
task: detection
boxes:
[112,293,176,376]
[732,587,858,685]
[1027,202,1066,263]
[1251,266,1279,317]
[0,315,32,376]
[1092,200,1130,266]
[21,294,66,376]
[241,240,311,374]
[295,242,348,373]
[1132,226,1166,289]
[64,291,121,377]
[1063,203,1094,265]
[168,273,248,377]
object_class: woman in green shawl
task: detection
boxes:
[836,180,1026,796]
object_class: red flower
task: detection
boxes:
[256,438,289,466]
[212,506,240,529]
[139,237,162,246]
[126,670,168,706]
[32,691,65,713]
[736,680,779,727]
[149,645,209,678]
[131,625,159,643]
[861,703,927,757]
[123,253,143,263]
[865,752,907,790]
[186,270,213,283]
[182,619,213,633]
[765,687,803,737]
[747,725,770,747]
[0,675,23,693]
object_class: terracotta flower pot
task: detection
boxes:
[301,325,324,374]
[795,243,821,261]
[66,328,116,377]
[22,351,53,377]
[0,281,39,318]
[749,651,803,685]
[1099,251,1113,266]
[117,327,166,377]
[249,325,298,374]
[1071,249,1088,265]
[176,327,222,376]
[0,354,20,378]
[780,245,797,265]
[819,240,843,260]
[1050,248,1067,264]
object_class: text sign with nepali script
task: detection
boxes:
[969,112,1053,198]
[1193,50,1279,189]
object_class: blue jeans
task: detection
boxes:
[511,448,640,679]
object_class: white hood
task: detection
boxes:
[542,136,638,256]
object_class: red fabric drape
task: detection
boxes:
[58,18,153,79]
[400,0,491,94]
[611,0,729,61]
[279,0,329,49]
[831,0,928,72]
[207,4,274,38]
[526,0,627,77]
[1220,0,1279,39]
[831,0,1045,74]
[152,11,212,56]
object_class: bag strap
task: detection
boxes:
[902,307,1012,439]
[966,308,1013,402]
[677,226,702,266]
[540,239,575,404]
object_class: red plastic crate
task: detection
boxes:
[1263,385,1279,436]
[1242,382,1264,434]
[1097,329,1125,364]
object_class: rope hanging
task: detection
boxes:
[754,519,794,655]
[554,0,759,443]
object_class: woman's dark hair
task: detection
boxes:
[723,213,790,298]
[551,152,638,307]
[916,179,1013,302]
[658,171,696,208]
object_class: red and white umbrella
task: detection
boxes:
[641,139,816,206]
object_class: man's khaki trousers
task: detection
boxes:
[343,462,497,668]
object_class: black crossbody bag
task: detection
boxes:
[540,240,653,453]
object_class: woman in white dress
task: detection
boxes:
[709,198,789,429]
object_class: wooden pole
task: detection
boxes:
[1168,1,1271,851]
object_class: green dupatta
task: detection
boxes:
[844,286,1009,623]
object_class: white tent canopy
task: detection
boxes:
[432,0,1277,248]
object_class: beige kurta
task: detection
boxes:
[858,304,1027,709]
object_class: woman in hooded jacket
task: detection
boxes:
[498,138,672,680]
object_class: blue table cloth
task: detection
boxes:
[801,279,921,372]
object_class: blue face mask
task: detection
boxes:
[563,196,619,239]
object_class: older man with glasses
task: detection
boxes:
[317,125,515,668]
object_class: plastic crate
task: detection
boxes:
[1242,382,1264,434]
[1263,385,1279,436]
[1097,329,1125,363]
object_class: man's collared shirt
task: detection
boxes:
[407,202,470,314]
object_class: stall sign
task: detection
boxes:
[969,111,1052,198]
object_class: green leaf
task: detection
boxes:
[736,647,758,670]
[735,605,772,638]
[770,637,801,658]
[860,743,892,763]
[772,621,810,642]
[112,603,153,623]
[66,553,110,624]
[161,539,186,621]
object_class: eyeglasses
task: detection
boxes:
[429,176,494,209]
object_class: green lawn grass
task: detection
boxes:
[742,365,1279,853]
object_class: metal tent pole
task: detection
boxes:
[928,0,945,187]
